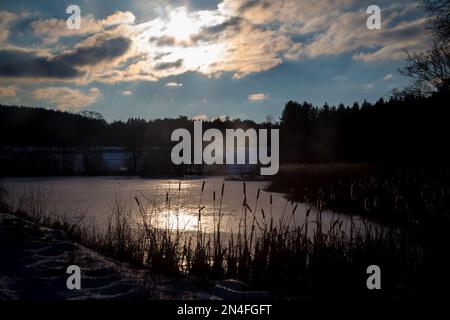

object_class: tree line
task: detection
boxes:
[1,88,449,166]
[0,106,270,148]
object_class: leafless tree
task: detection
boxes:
[396,0,450,97]
[423,0,450,43]
[399,43,450,96]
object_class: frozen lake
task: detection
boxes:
[1,176,355,235]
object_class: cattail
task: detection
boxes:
[374,197,380,208]
[201,181,205,192]
[292,204,298,216]
[198,206,205,223]
[178,181,181,191]
[270,194,272,205]
[221,182,224,196]
[166,192,169,203]
[243,182,246,196]
[256,187,260,200]
[261,208,266,220]
[364,198,370,211]
[134,196,140,207]
[213,190,216,201]
[289,188,295,204]
[331,219,340,232]
[287,204,298,227]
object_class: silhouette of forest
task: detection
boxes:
[0,106,266,148]
[0,106,271,175]
[279,91,450,164]
[1,89,449,174]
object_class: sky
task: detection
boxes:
[0,0,430,122]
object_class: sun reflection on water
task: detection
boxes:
[152,209,199,231]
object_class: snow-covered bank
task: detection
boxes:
[0,213,270,300]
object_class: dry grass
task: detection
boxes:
[2,180,436,298]
[268,164,450,226]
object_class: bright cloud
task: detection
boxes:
[303,8,429,61]
[31,11,136,41]
[192,114,208,121]
[248,93,270,101]
[165,82,183,87]
[0,1,429,85]
[0,11,17,44]
[31,87,101,111]
[0,86,17,97]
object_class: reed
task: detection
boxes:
[4,179,437,298]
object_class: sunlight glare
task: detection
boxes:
[165,8,202,41]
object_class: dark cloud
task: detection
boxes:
[190,0,222,10]
[0,49,83,78]
[148,17,242,48]
[54,37,131,67]
[238,0,271,13]
[191,17,242,43]
[0,37,131,79]
[154,59,183,70]
[202,17,242,35]
[149,35,177,46]
[381,23,425,42]
[167,0,221,10]
[154,52,171,60]
[149,35,196,48]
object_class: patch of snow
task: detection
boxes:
[0,213,271,300]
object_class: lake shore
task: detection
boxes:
[0,212,270,300]
[267,163,450,227]
[0,173,444,300]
